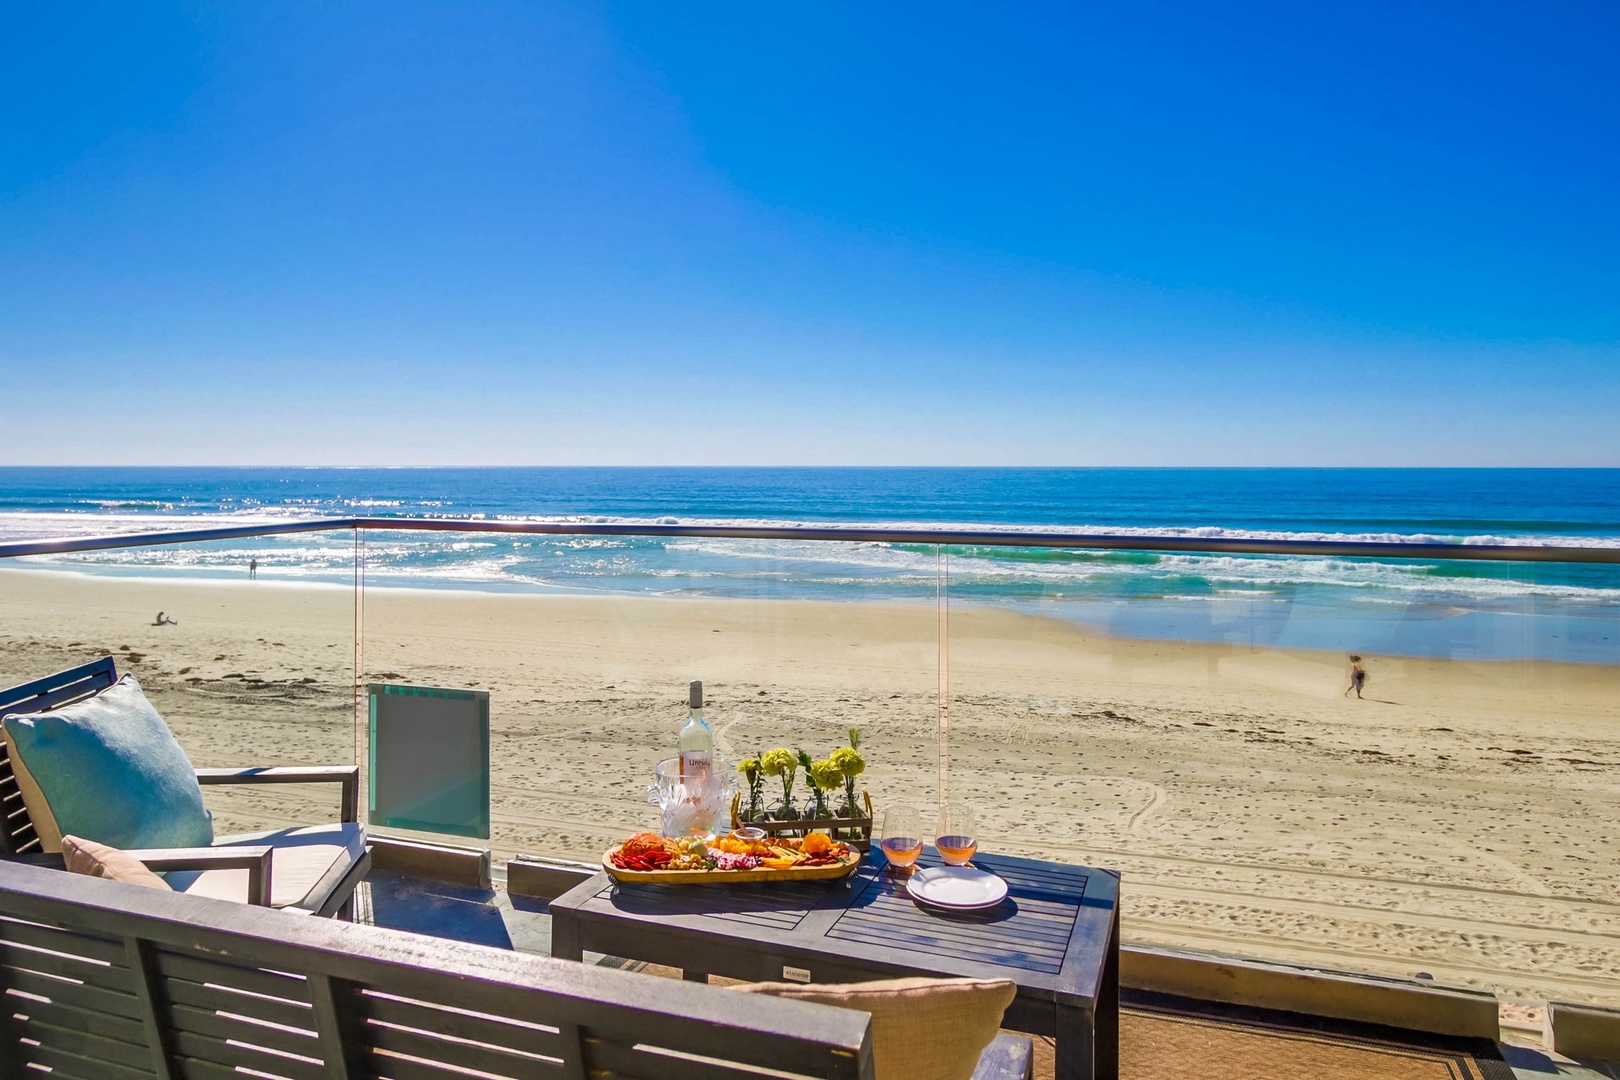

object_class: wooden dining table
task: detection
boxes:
[549,846,1119,1080]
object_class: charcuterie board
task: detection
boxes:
[602,845,860,885]
[602,831,861,886]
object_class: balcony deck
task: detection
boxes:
[354,867,1618,1080]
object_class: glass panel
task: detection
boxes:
[943,544,1620,1007]
[13,516,1612,1011]
[0,532,359,837]
[358,529,943,864]
[368,682,490,838]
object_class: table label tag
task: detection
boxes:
[782,965,812,983]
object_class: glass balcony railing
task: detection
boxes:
[1,518,1615,1010]
[0,534,358,836]
[354,530,946,858]
[939,546,1620,1006]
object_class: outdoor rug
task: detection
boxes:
[1068,990,1517,1080]
[631,964,1516,1079]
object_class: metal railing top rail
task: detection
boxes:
[0,516,1617,564]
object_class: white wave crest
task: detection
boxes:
[5,508,1619,550]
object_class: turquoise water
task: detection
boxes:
[1,467,1616,662]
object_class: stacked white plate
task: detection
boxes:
[905,865,1009,911]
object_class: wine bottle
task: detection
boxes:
[678,680,714,789]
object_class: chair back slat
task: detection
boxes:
[354,990,566,1059]
[0,860,875,1080]
[0,753,39,854]
[0,656,119,717]
[0,910,149,1080]
[0,658,119,856]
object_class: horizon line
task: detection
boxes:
[4,464,1620,472]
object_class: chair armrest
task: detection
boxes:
[195,765,360,823]
[126,845,275,906]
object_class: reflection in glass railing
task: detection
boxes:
[356,531,943,862]
[943,547,1620,1007]
[0,537,358,836]
[1,520,1615,1011]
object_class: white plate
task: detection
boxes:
[906,866,1009,910]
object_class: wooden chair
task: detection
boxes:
[0,657,369,917]
[0,858,876,1079]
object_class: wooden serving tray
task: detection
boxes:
[602,847,861,886]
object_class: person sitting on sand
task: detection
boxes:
[1344,654,1366,699]
[153,611,178,626]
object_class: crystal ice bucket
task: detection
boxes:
[647,755,733,838]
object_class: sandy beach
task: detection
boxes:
[2,565,1617,1006]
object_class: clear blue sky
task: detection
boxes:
[2,2,1616,466]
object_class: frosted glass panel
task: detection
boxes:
[368,683,490,839]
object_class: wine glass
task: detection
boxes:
[934,802,978,866]
[877,805,925,871]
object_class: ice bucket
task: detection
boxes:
[647,755,733,838]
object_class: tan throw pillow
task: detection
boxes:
[60,835,171,892]
[733,977,1016,1080]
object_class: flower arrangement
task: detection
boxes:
[830,728,866,818]
[759,747,798,817]
[737,753,770,822]
[741,728,869,839]
[805,753,844,819]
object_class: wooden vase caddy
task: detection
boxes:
[730,789,874,852]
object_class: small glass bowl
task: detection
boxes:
[730,826,767,842]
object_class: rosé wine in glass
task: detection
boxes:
[878,806,924,870]
[935,802,978,866]
[880,836,925,867]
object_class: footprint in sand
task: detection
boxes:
[1128,783,1171,833]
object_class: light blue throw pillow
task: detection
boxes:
[1,674,213,851]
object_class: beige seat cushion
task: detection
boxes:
[163,822,365,911]
[60,835,171,892]
[734,977,1017,1080]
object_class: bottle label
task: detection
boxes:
[679,750,712,784]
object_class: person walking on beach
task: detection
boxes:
[1345,654,1367,699]
[249,557,257,579]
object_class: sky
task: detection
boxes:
[1,1,1617,467]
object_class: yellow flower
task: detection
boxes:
[737,757,760,777]
[760,748,796,777]
[828,746,865,777]
[808,758,844,791]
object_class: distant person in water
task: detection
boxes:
[153,612,177,626]
[1344,654,1367,699]
[249,557,257,579]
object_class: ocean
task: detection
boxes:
[1,467,1617,663]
